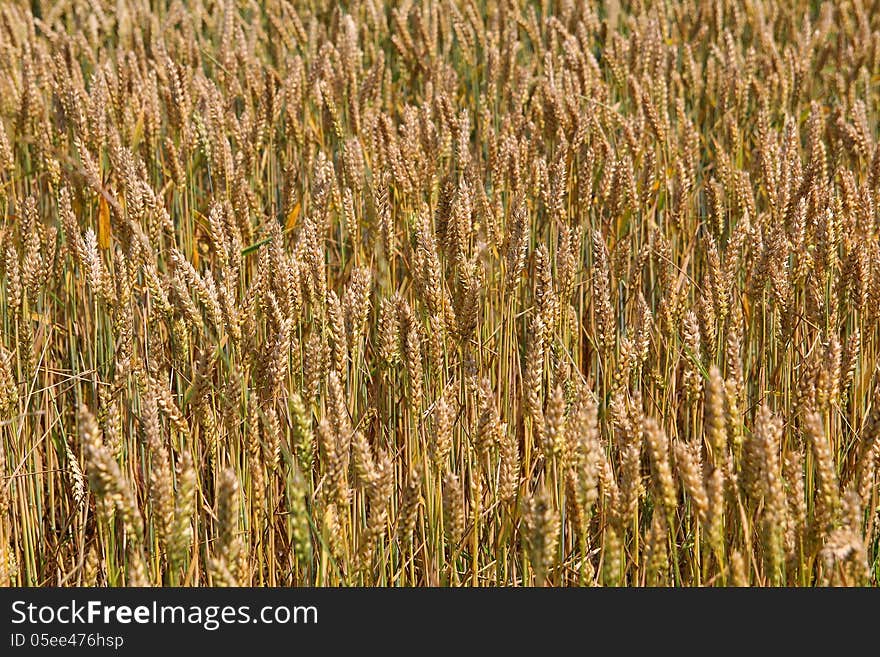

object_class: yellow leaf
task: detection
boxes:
[307,113,319,137]
[130,107,145,148]
[98,195,111,249]
[285,200,302,232]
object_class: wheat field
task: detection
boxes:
[0,0,878,587]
